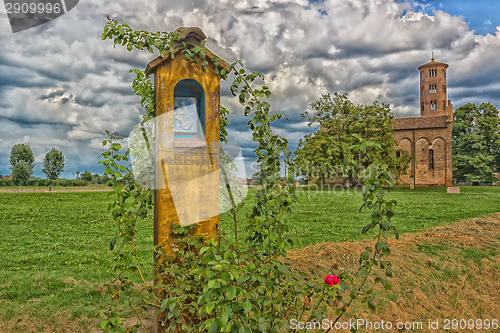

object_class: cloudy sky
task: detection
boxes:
[1,0,499,179]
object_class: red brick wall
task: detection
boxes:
[394,119,453,187]
[418,59,449,117]
[393,58,453,187]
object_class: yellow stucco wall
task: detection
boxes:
[153,55,221,258]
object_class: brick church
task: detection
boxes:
[394,58,453,187]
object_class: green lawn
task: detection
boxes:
[0,192,153,329]
[0,186,499,329]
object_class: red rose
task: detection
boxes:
[324,274,340,286]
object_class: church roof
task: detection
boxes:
[418,58,449,71]
[394,116,449,130]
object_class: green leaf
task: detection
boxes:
[386,266,393,277]
[213,264,224,271]
[385,280,392,290]
[359,268,369,279]
[208,320,218,333]
[206,302,215,315]
[394,228,399,240]
[207,279,220,289]
[200,246,210,254]
[368,298,376,311]
[192,45,201,54]
[225,285,237,300]
[242,302,252,312]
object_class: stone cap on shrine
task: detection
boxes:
[145,27,230,75]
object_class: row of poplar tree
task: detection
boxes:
[7,144,65,183]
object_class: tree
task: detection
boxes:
[9,144,35,184]
[293,93,410,184]
[42,148,65,180]
[452,102,500,183]
[81,171,93,183]
[11,162,32,183]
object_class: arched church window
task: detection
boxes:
[429,149,434,170]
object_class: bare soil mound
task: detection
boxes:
[287,213,500,332]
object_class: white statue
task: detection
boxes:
[174,97,198,133]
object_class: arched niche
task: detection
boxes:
[396,137,412,154]
[415,137,430,184]
[173,79,205,142]
[430,137,446,183]
[396,137,413,183]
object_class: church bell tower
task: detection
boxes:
[418,58,452,118]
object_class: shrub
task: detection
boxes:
[26,179,38,186]
[0,179,14,186]
[37,179,52,186]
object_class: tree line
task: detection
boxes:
[453,102,500,184]
[293,94,500,185]
[4,98,498,187]
[3,144,109,186]
[7,144,64,183]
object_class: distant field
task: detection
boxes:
[0,184,111,192]
[0,186,499,331]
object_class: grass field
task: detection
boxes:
[0,191,151,331]
[221,185,500,247]
[0,186,499,331]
